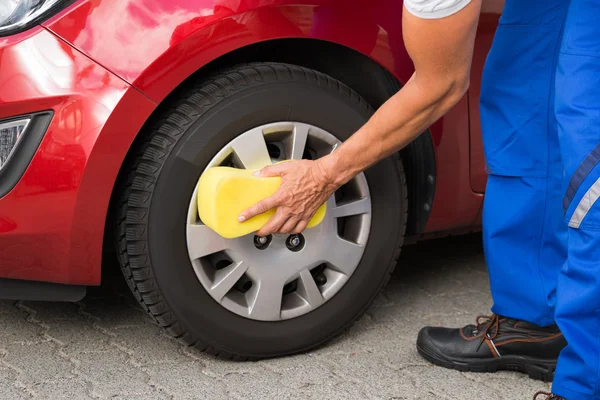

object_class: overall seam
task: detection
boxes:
[535,15,567,321]
[560,51,600,60]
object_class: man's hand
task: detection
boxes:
[238,159,339,236]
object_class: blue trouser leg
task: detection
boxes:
[552,1,600,398]
[482,0,600,397]
[479,0,569,326]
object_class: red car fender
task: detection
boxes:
[0,27,155,285]
[45,0,414,102]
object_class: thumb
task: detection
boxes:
[253,162,289,178]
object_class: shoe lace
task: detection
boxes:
[533,391,563,400]
[473,314,501,349]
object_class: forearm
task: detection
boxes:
[318,0,481,187]
[322,73,467,185]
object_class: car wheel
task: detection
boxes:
[115,62,407,359]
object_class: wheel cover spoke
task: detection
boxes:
[210,261,248,301]
[288,123,310,160]
[325,237,365,275]
[249,275,284,321]
[187,224,229,259]
[230,127,272,169]
[332,197,371,218]
[297,269,325,308]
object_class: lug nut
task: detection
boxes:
[254,235,272,250]
[315,274,327,286]
[286,234,305,252]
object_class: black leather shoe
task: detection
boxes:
[534,391,566,400]
[416,314,567,381]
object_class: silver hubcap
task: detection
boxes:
[186,122,372,321]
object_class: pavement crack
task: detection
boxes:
[0,348,37,398]
[56,349,102,399]
[178,346,213,379]
[76,302,176,399]
[16,302,64,346]
[12,303,102,399]
[76,303,117,338]
[259,362,285,376]
[427,390,453,399]
[388,362,430,372]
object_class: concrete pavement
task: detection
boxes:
[0,234,550,399]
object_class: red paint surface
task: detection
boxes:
[0,28,155,284]
[0,0,496,285]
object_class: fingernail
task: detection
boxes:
[252,170,260,177]
[238,215,246,222]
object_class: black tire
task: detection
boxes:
[114,62,408,360]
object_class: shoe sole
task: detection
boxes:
[417,343,556,382]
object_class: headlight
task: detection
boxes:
[0,118,30,171]
[0,0,70,37]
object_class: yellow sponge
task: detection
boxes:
[197,166,327,239]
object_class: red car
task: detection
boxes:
[0,0,503,358]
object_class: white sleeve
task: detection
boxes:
[403,0,472,19]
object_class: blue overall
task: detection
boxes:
[480,0,600,398]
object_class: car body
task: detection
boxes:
[0,0,504,357]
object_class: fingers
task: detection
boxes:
[257,215,310,236]
[255,209,289,237]
[280,217,300,234]
[253,162,291,178]
[292,220,309,234]
[238,195,278,222]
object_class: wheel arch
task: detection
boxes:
[103,27,436,276]
[106,37,435,254]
